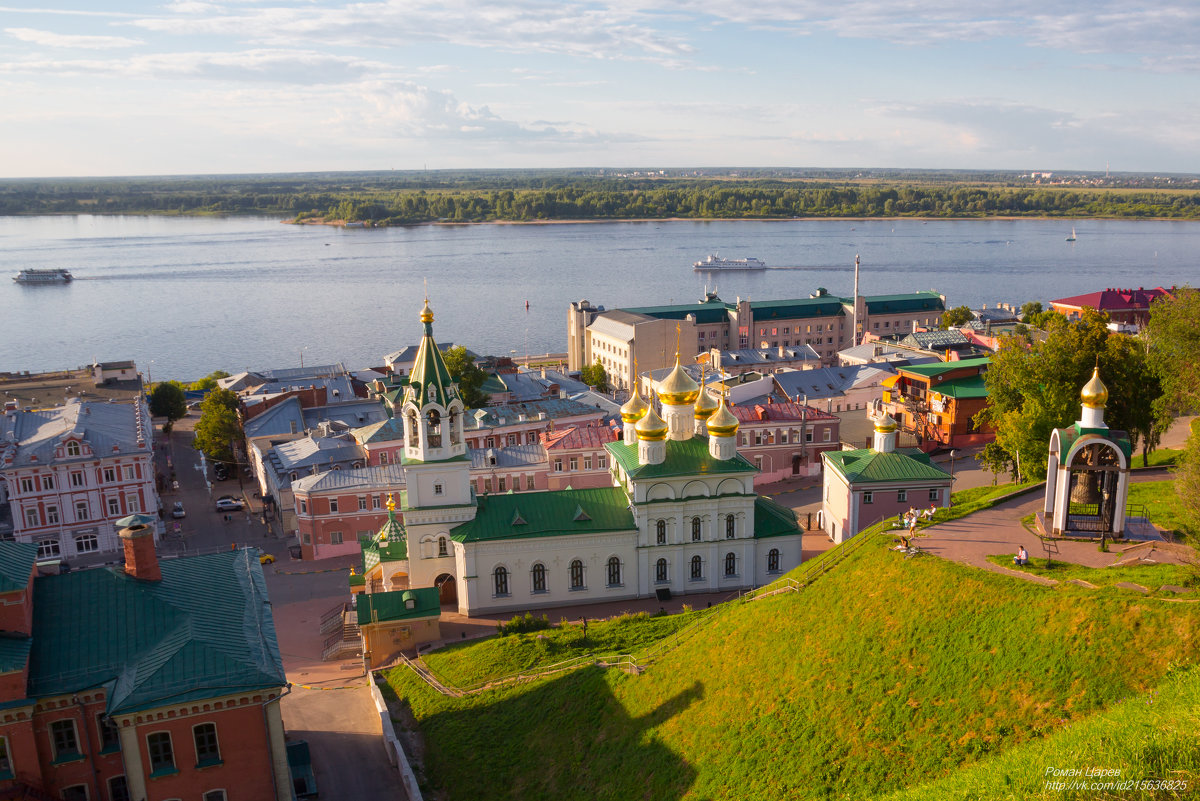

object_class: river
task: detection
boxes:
[2,215,1197,379]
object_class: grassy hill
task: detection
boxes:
[386,534,1200,800]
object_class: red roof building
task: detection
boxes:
[729,401,840,486]
[541,425,619,490]
[1050,286,1176,327]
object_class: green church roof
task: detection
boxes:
[0,542,36,594]
[451,487,636,543]
[404,307,460,410]
[356,587,441,624]
[362,509,409,572]
[606,437,757,480]
[753,497,801,539]
[824,447,954,485]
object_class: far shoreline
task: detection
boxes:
[281,214,1192,228]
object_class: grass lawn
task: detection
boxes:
[388,531,1200,801]
[1136,447,1183,467]
[983,553,1196,591]
[1127,480,1193,537]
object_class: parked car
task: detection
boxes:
[259,553,276,565]
[171,501,186,519]
[215,496,244,512]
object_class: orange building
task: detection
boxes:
[0,524,289,801]
[882,357,993,451]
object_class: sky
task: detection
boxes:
[2,1,1199,177]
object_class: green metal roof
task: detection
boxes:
[934,375,989,399]
[862,291,946,314]
[451,487,636,543]
[753,497,800,539]
[624,299,734,325]
[361,511,409,572]
[606,437,757,480]
[356,587,441,624]
[28,549,285,715]
[899,357,991,378]
[1055,424,1133,464]
[0,635,31,675]
[750,298,846,320]
[824,447,954,485]
[403,316,460,410]
[0,542,36,594]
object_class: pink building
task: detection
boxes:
[541,425,619,490]
[731,401,840,485]
[292,466,406,560]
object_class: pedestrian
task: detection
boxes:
[908,514,918,537]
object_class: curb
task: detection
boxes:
[273,567,349,576]
[294,682,366,691]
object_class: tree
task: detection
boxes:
[939,305,973,330]
[1019,301,1044,322]
[1176,421,1200,543]
[1027,309,1065,330]
[1144,287,1200,426]
[148,381,187,422]
[188,370,231,392]
[580,360,609,392]
[975,308,1164,478]
[192,388,242,465]
[441,347,490,409]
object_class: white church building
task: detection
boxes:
[356,301,804,616]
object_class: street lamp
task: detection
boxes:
[948,449,956,508]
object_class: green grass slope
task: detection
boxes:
[387,535,1200,801]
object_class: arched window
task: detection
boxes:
[724,552,737,576]
[531,562,547,593]
[656,519,666,545]
[606,556,622,587]
[725,514,736,539]
[691,517,701,542]
[690,554,703,580]
[493,565,509,596]
[768,548,781,573]
[66,441,80,457]
[569,559,585,589]
[655,558,668,583]
[438,536,448,557]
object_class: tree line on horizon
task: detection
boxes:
[2,175,1200,221]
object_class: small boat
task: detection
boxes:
[14,268,73,284]
[1066,227,1076,242]
[693,254,767,271]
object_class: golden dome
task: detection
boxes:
[1081,366,1108,409]
[635,406,668,441]
[657,355,700,405]
[420,299,434,324]
[693,386,718,419]
[874,413,898,433]
[706,396,739,437]
[620,385,649,423]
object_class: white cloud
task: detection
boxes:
[5,27,142,49]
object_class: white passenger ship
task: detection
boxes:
[692,254,767,271]
[13,269,73,284]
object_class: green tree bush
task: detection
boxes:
[442,347,490,408]
[580,360,608,392]
[148,381,187,421]
[192,388,242,465]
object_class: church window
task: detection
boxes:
[493,566,509,597]
[691,517,701,542]
[438,537,448,557]
[724,552,737,576]
[531,563,547,593]
[569,559,585,590]
[725,515,735,539]
[656,520,666,545]
[768,548,781,572]
[655,558,668,583]
[690,555,703,580]
[434,482,444,496]
[606,557,622,587]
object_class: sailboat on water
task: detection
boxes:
[1066,226,1076,242]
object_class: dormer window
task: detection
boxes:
[66,441,81,457]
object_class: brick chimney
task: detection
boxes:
[120,524,161,582]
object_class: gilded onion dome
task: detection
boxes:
[420,298,434,324]
[620,384,650,423]
[693,386,718,420]
[706,396,739,437]
[874,413,899,433]
[657,355,700,405]
[635,405,669,441]
[1081,366,1108,409]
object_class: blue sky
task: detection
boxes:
[2,1,1198,177]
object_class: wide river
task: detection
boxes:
[2,215,1198,380]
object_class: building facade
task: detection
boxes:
[881,357,993,451]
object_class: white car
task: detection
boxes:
[171,501,186,519]
[215,496,244,512]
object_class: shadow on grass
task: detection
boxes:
[416,667,705,801]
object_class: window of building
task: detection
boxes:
[0,736,11,778]
[863,492,873,504]
[66,441,80,457]
[583,456,592,470]
[655,558,668,583]
[147,732,174,775]
[329,498,339,513]
[754,456,763,470]
[193,722,221,767]
[202,792,227,801]
[103,467,116,483]
[525,474,535,490]
[897,489,907,502]
[805,429,814,443]
[929,488,940,502]
[330,531,343,545]
[124,494,139,513]
[19,477,33,493]
[486,437,495,448]
[123,465,135,480]
[656,519,666,545]
[70,471,85,488]
[301,532,311,545]
[37,539,59,559]
[438,536,448,557]
[753,431,762,445]
[780,430,789,444]
[24,508,39,528]
[553,459,563,473]
[434,482,444,496]
[691,517,701,542]
[498,477,506,492]
[606,556,622,587]
[107,776,129,801]
[74,501,89,521]
[358,496,367,510]
[823,428,832,442]
[493,566,509,596]
[299,499,308,514]
[379,451,389,465]
[569,559,585,589]
[725,515,735,539]
[374,495,382,509]
[60,786,87,801]
[41,475,54,490]
[768,548,781,572]
[690,555,703,580]
[724,552,737,576]
[531,563,546,593]
[484,478,493,493]
[75,533,98,554]
[50,719,80,761]
[107,497,121,516]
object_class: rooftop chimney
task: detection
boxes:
[120,523,161,582]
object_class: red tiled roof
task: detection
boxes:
[541,425,619,450]
[1050,286,1175,312]
[731,402,838,424]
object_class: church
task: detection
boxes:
[357,300,804,616]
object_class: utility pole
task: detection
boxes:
[853,254,861,347]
